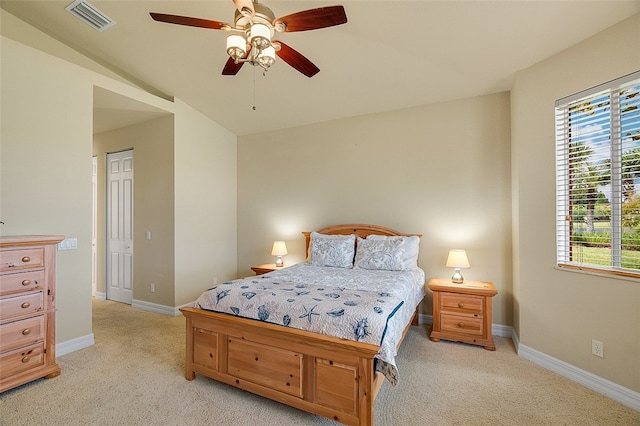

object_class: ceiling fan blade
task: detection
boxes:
[232,0,255,17]
[274,6,347,32]
[150,13,229,30]
[222,46,252,76]
[222,57,245,76]
[274,41,320,78]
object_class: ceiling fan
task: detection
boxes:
[150,0,347,78]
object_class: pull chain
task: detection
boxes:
[252,66,256,111]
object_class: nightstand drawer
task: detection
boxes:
[441,293,483,316]
[440,313,483,336]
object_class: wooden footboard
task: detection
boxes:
[181,306,385,425]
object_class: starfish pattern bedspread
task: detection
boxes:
[194,263,425,385]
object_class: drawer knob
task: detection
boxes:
[22,328,31,335]
[21,280,32,286]
[458,302,464,308]
[21,302,31,309]
[21,356,31,363]
[457,322,465,328]
[21,256,31,263]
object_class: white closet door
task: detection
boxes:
[106,150,134,304]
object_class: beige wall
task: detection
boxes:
[93,115,175,307]
[93,102,238,309]
[238,93,513,325]
[174,99,238,306]
[1,35,94,343]
[1,9,237,347]
[512,14,640,392]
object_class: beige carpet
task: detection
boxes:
[1,299,638,425]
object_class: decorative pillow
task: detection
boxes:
[308,232,356,268]
[354,237,405,271]
[366,234,420,270]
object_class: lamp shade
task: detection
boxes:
[226,35,246,60]
[249,23,271,49]
[271,241,288,256]
[446,249,470,268]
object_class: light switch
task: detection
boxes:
[57,237,78,251]
[145,231,151,240]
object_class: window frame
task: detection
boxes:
[555,70,640,278]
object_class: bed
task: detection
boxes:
[180,224,425,425]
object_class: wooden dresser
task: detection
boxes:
[0,235,64,393]
[428,277,498,351]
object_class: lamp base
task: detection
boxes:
[275,256,284,267]
[451,269,464,283]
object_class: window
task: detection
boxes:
[556,71,640,277]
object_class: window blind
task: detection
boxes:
[556,71,640,276]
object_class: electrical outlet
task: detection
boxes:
[592,339,604,358]
[213,276,218,285]
[150,283,156,293]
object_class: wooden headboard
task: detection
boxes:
[302,223,422,255]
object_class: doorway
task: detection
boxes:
[92,156,97,297]
[106,149,134,304]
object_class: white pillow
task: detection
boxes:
[308,232,355,268]
[366,234,420,270]
[354,237,405,271]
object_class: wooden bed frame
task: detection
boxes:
[180,224,422,425]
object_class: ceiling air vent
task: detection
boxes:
[65,0,116,32]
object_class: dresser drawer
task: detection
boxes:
[0,270,45,296]
[0,248,45,273]
[0,342,45,380]
[0,315,45,352]
[0,292,44,320]
[440,313,483,336]
[441,292,483,316]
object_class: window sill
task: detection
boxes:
[555,264,640,283]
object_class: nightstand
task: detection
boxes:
[251,263,286,275]
[428,277,498,351]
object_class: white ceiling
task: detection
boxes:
[3,1,639,136]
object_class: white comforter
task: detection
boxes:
[194,263,425,385]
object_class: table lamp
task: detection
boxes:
[446,249,470,283]
[271,241,288,267]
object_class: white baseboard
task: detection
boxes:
[420,314,638,411]
[518,342,640,412]
[56,333,95,357]
[419,313,432,326]
[93,296,192,316]
[132,299,186,316]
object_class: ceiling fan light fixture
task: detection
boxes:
[226,35,247,61]
[249,23,272,50]
[257,45,276,70]
[150,2,348,77]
